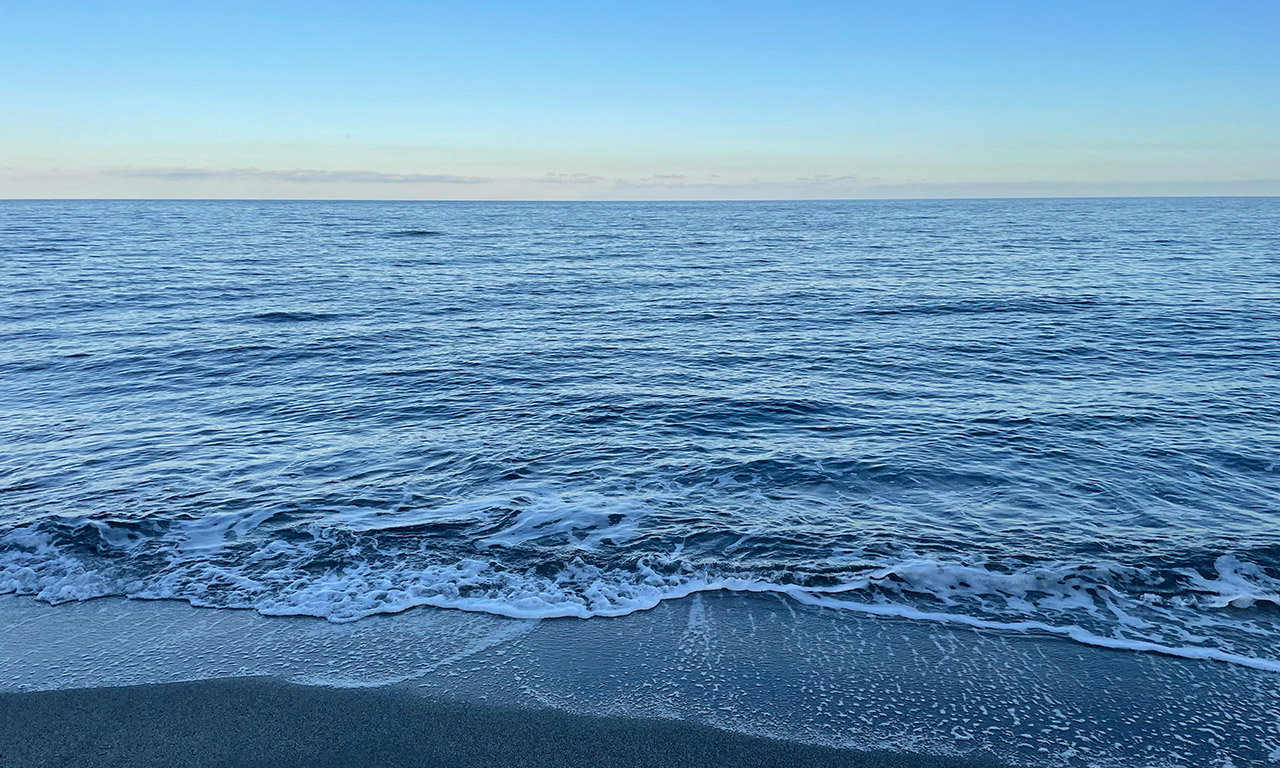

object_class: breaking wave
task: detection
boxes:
[3,513,1278,672]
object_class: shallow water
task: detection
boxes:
[6,593,1280,766]
[1,198,1278,671]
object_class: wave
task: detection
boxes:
[245,310,345,323]
[2,519,1277,673]
[385,229,444,237]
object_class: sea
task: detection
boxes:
[2,198,1279,766]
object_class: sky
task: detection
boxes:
[2,1,1278,200]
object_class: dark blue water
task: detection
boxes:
[2,199,1278,667]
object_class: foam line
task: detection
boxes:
[781,588,1280,674]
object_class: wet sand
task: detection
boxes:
[0,677,1007,768]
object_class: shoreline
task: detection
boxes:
[5,592,1279,766]
[0,677,1005,768]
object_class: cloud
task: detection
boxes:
[46,168,1279,200]
[855,179,1280,198]
[615,174,862,190]
[533,172,605,184]
[95,167,866,192]
[792,174,859,184]
[101,167,491,184]
[94,167,869,193]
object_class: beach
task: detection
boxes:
[0,678,1011,768]
[5,592,1280,766]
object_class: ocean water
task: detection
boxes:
[2,198,1279,678]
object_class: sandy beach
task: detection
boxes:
[0,677,1012,768]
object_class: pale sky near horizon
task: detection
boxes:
[3,1,1278,200]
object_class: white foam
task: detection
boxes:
[175,510,269,556]
[1181,555,1280,610]
[338,495,511,532]
[476,490,641,550]
[2,520,1278,674]
[785,589,1280,674]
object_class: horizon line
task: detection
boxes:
[3,194,1279,203]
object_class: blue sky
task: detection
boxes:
[3,1,1278,199]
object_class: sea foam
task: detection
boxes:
[3,518,1278,673]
